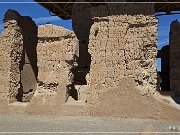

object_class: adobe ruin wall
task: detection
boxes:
[0,10,24,103]
[72,3,158,110]
[0,10,38,103]
[37,24,78,103]
[170,20,180,97]
[0,10,79,104]
[0,6,180,120]
[0,3,159,106]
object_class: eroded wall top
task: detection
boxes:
[37,24,78,96]
[38,24,74,38]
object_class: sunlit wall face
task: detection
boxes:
[0,2,180,73]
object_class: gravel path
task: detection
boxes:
[0,115,179,134]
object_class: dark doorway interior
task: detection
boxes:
[157,45,170,91]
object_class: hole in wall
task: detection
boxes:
[67,84,78,101]
[156,58,161,72]
[37,81,59,91]
[157,58,162,91]
[157,45,170,92]
[73,40,92,85]
[16,86,23,102]
[154,16,180,108]
[156,15,180,101]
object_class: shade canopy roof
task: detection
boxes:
[35,0,180,19]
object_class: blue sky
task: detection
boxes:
[0,2,72,31]
[0,1,179,71]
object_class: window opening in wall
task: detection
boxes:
[157,45,170,92]
[156,14,180,104]
[157,58,161,72]
[157,58,162,90]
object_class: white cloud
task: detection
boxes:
[33,16,60,25]
[0,16,60,32]
[0,16,60,31]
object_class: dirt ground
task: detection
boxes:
[0,79,179,122]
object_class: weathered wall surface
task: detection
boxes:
[0,10,24,103]
[0,10,38,103]
[0,10,79,104]
[37,24,78,103]
[170,20,180,97]
[0,7,180,121]
[0,31,7,99]
[70,3,180,120]
[72,3,158,111]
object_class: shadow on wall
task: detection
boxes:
[65,55,79,101]
[67,84,78,101]
[72,4,92,85]
[16,16,38,102]
[171,96,180,105]
[157,45,170,91]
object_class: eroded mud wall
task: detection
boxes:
[0,10,23,101]
[37,24,78,103]
[1,10,24,103]
[0,10,78,104]
[170,20,180,97]
[72,3,158,110]
[0,10,38,103]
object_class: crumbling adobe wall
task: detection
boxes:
[0,26,13,100]
[0,10,24,103]
[0,31,5,98]
[0,10,38,103]
[0,10,79,104]
[37,24,78,103]
[0,8,180,120]
[170,20,180,97]
[72,3,158,111]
